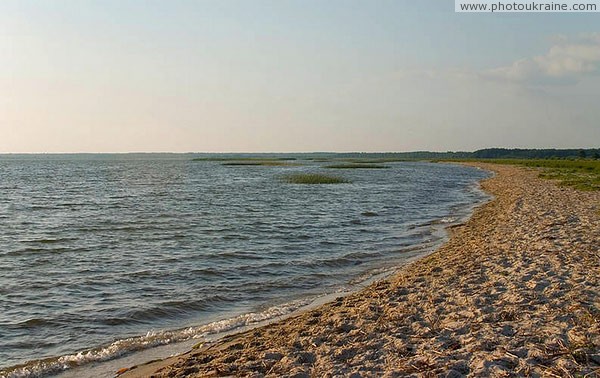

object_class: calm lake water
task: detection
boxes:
[0,155,489,377]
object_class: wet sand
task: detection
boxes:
[120,163,599,377]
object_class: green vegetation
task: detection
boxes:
[191,149,600,163]
[457,159,600,191]
[340,158,408,164]
[192,157,297,162]
[305,157,408,164]
[470,148,600,160]
[192,156,300,166]
[301,148,600,161]
[514,160,599,191]
[484,159,600,171]
[221,161,296,166]
[306,158,334,162]
[282,173,350,184]
[325,163,388,169]
[189,152,600,190]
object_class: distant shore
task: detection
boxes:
[120,163,599,377]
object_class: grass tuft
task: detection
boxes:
[282,173,349,184]
[192,157,297,162]
[222,161,296,166]
[341,158,409,163]
[325,163,388,169]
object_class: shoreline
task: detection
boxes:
[119,163,599,377]
[2,163,489,378]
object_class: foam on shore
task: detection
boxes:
[119,163,599,377]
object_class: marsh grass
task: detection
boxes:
[325,163,388,169]
[341,158,409,163]
[445,159,600,191]
[193,157,297,162]
[305,157,409,164]
[282,173,349,184]
[486,159,600,172]
[537,171,600,191]
[222,161,297,166]
[488,159,600,191]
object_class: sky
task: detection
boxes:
[1,0,599,153]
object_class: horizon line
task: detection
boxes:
[0,147,598,155]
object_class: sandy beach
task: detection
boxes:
[120,163,599,377]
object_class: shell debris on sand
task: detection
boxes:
[120,163,600,377]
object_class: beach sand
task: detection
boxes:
[120,163,599,377]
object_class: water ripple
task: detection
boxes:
[0,156,489,376]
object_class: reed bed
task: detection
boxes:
[282,173,349,184]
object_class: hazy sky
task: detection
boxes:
[1,1,599,152]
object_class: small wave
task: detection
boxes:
[220,234,250,241]
[28,239,65,244]
[3,247,74,257]
[397,242,438,254]
[13,318,58,329]
[21,238,75,245]
[438,217,456,224]
[121,296,228,323]
[188,267,229,277]
[0,297,316,378]
[407,220,435,230]
[348,266,397,285]
[214,250,262,260]
[319,240,341,246]
[29,206,59,211]
[127,269,156,278]
[305,250,383,269]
